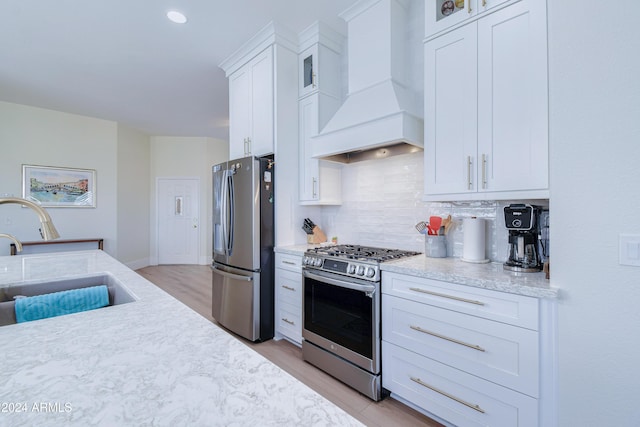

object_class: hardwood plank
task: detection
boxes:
[136,265,443,427]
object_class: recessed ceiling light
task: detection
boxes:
[167,10,187,24]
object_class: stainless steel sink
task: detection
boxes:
[0,273,138,326]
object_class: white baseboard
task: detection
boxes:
[125,257,151,271]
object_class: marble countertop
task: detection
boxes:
[382,255,557,299]
[0,250,363,426]
[274,245,557,299]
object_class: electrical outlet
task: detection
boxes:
[620,234,640,266]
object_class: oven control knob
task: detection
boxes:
[314,258,323,267]
[366,267,376,278]
[357,265,365,276]
[347,264,356,275]
[302,256,309,265]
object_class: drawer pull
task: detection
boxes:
[408,287,485,306]
[282,260,296,266]
[410,376,485,414]
[410,325,485,352]
[282,318,295,325]
[281,285,296,291]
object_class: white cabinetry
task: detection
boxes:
[228,46,274,159]
[274,252,303,345]
[423,0,548,200]
[426,0,515,38]
[382,271,548,426]
[297,22,344,205]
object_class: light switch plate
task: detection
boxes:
[619,234,640,266]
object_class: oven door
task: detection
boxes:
[302,268,380,374]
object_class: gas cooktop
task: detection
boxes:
[303,245,421,282]
[307,244,420,263]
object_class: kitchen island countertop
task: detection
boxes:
[0,250,363,426]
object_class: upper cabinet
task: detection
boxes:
[424,0,549,200]
[426,0,516,39]
[297,22,344,205]
[228,47,274,159]
[298,21,342,100]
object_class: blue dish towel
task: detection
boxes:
[15,285,109,323]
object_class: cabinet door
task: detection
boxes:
[249,47,274,157]
[424,23,478,196]
[229,67,251,160]
[299,95,320,201]
[299,45,317,98]
[477,0,548,192]
[426,0,476,38]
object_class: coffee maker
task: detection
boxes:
[503,204,544,272]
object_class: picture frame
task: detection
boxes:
[22,164,96,208]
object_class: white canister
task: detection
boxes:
[462,217,490,263]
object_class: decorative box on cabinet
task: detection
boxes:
[423,0,549,201]
[381,271,555,427]
[274,253,303,345]
[297,21,344,205]
[425,0,516,39]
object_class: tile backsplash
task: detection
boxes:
[318,151,548,263]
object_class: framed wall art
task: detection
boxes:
[22,164,96,208]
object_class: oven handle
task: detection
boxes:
[303,269,376,295]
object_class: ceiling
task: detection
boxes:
[0,0,358,140]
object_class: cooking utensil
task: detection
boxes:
[415,221,428,234]
[442,215,453,235]
[428,216,442,236]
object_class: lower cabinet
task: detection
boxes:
[382,271,553,426]
[383,343,538,427]
[274,253,303,345]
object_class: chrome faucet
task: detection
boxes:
[0,197,60,252]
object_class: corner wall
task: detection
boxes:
[0,101,119,256]
[548,1,640,425]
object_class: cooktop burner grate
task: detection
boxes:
[308,244,420,263]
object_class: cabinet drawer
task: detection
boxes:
[382,272,539,330]
[383,343,538,427]
[276,301,302,344]
[383,295,538,397]
[276,269,302,307]
[275,253,302,273]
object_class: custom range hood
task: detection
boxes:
[311,0,423,163]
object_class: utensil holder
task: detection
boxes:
[307,226,327,244]
[425,235,447,258]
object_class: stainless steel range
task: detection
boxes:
[301,244,420,401]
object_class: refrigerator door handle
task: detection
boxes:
[211,265,253,282]
[220,170,229,256]
[227,171,235,255]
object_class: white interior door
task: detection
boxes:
[158,178,200,264]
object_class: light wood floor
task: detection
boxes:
[136,264,443,427]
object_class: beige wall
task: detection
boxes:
[0,101,119,256]
[150,136,228,265]
[117,125,151,267]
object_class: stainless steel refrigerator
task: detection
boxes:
[211,155,274,342]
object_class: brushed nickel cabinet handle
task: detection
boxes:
[312,177,318,198]
[468,0,472,13]
[467,156,473,190]
[282,318,295,325]
[408,287,485,306]
[281,285,296,291]
[482,153,487,189]
[282,260,296,266]
[410,377,485,414]
[482,0,487,6]
[410,325,486,352]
